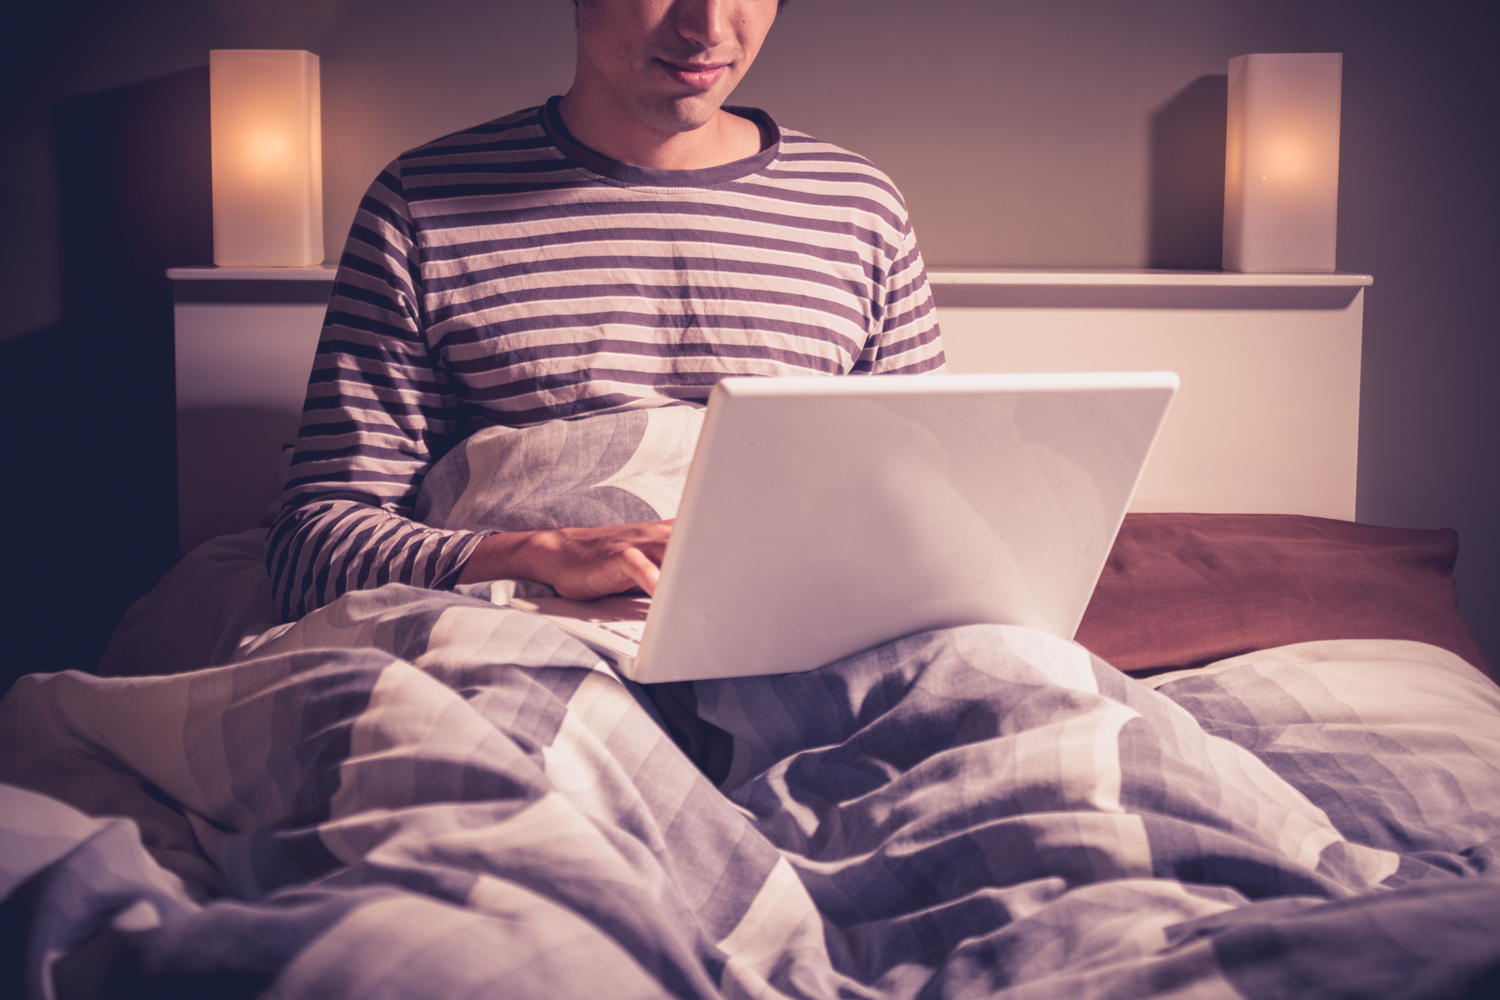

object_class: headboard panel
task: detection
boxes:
[932,269,1371,520]
[168,266,1371,552]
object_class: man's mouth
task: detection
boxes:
[657,59,729,90]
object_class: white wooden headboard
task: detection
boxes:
[169,266,1370,552]
[931,269,1371,521]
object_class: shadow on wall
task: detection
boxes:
[0,67,212,694]
[1147,74,1227,270]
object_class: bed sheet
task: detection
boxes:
[4,578,1500,999]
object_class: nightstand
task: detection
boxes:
[167,264,336,552]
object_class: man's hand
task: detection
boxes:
[456,521,673,599]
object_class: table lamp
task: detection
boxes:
[209,49,323,267]
[1222,53,1342,273]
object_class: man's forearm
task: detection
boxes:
[456,522,673,599]
[269,496,486,622]
[457,531,553,586]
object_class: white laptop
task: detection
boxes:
[510,372,1178,683]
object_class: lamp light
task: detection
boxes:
[209,49,323,267]
[1222,53,1342,273]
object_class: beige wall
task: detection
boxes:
[2,0,1496,668]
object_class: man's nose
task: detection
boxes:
[674,0,734,49]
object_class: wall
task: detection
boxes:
[2,0,1495,683]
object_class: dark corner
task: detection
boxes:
[0,66,212,694]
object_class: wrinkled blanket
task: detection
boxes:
[4,578,1500,999]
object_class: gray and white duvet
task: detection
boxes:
[6,597,1499,998]
[4,409,1499,998]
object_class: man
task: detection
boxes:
[267,0,944,622]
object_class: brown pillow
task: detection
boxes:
[1075,513,1494,681]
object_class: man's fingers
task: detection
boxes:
[617,546,661,597]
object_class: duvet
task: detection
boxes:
[5,593,1500,998]
[4,408,1499,998]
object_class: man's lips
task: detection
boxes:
[657,58,729,90]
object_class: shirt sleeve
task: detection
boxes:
[265,162,493,622]
[851,219,946,375]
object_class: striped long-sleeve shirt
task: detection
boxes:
[267,98,945,621]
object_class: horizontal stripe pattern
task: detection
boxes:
[268,100,944,620]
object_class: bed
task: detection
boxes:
[4,283,1499,999]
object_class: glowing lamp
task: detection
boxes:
[1222,53,1342,273]
[209,49,323,267]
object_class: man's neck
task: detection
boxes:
[556,88,765,171]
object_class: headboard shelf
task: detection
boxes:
[928,268,1372,287]
[166,264,338,282]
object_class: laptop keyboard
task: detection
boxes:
[591,618,646,642]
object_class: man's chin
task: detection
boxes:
[641,93,727,135]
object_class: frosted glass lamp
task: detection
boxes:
[210,50,323,267]
[1222,53,1342,273]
